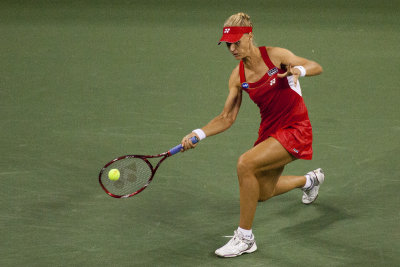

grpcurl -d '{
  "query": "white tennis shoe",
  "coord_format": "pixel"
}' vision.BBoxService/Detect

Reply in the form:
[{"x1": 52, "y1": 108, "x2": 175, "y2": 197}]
[
  {"x1": 302, "y1": 168, "x2": 325, "y2": 204},
  {"x1": 215, "y1": 230, "x2": 257, "y2": 257}
]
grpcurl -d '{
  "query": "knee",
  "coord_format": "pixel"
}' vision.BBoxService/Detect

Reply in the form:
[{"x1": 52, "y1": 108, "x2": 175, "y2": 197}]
[{"x1": 237, "y1": 153, "x2": 256, "y2": 178}]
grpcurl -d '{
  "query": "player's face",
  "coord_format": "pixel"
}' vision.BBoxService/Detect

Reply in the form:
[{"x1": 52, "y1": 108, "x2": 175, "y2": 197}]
[{"x1": 226, "y1": 34, "x2": 252, "y2": 59}]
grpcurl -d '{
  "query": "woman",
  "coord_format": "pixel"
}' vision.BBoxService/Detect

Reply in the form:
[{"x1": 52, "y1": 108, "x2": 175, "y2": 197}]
[{"x1": 181, "y1": 13, "x2": 324, "y2": 257}]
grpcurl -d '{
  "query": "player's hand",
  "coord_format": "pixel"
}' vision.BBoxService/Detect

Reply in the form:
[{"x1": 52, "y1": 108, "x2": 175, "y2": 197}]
[
  {"x1": 181, "y1": 132, "x2": 199, "y2": 152},
  {"x1": 277, "y1": 65, "x2": 301, "y2": 86}
]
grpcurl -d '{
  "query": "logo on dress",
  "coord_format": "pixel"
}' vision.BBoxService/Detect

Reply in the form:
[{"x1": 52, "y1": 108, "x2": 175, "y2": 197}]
[
  {"x1": 224, "y1": 28, "x2": 230, "y2": 33},
  {"x1": 268, "y1": 67, "x2": 278, "y2": 76},
  {"x1": 241, "y1": 82, "x2": 249, "y2": 89}
]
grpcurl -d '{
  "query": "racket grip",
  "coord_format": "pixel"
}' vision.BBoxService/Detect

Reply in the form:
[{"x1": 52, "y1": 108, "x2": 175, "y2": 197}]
[{"x1": 168, "y1": 136, "x2": 199, "y2": 156}]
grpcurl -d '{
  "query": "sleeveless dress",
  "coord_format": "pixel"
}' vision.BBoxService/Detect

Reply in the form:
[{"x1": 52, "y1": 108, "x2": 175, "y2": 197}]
[{"x1": 239, "y1": 46, "x2": 313, "y2": 160}]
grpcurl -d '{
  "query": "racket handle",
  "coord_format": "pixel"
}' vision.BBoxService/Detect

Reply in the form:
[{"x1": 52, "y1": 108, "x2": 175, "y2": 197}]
[{"x1": 168, "y1": 136, "x2": 199, "y2": 156}]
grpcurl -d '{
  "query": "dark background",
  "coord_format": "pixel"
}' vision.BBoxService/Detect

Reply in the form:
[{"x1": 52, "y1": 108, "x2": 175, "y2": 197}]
[{"x1": 1, "y1": 0, "x2": 399, "y2": 266}]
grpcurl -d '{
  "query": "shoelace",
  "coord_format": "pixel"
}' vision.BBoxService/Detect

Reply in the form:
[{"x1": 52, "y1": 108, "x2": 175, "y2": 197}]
[{"x1": 230, "y1": 231, "x2": 242, "y2": 245}]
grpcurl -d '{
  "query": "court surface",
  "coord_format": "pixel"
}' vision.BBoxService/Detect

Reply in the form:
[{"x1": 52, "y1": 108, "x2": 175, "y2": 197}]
[{"x1": 1, "y1": 0, "x2": 399, "y2": 266}]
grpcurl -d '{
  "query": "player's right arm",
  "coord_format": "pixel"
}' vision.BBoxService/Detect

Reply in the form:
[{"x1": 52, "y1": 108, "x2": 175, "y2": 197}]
[
  {"x1": 181, "y1": 67, "x2": 242, "y2": 150},
  {"x1": 202, "y1": 67, "x2": 243, "y2": 137}
]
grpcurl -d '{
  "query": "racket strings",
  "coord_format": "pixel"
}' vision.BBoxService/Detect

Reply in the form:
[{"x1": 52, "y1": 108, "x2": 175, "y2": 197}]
[{"x1": 100, "y1": 157, "x2": 152, "y2": 197}]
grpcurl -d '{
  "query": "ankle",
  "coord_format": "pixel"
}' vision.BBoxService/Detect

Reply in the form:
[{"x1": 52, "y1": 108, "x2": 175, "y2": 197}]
[
  {"x1": 302, "y1": 174, "x2": 312, "y2": 190},
  {"x1": 238, "y1": 227, "x2": 253, "y2": 240}
]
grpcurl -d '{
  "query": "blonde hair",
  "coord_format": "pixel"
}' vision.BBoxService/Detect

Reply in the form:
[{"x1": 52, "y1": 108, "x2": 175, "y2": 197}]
[
  {"x1": 223, "y1": 13, "x2": 255, "y2": 45},
  {"x1": 224, "y1": 12, "x2": 253, "y2": 27}
]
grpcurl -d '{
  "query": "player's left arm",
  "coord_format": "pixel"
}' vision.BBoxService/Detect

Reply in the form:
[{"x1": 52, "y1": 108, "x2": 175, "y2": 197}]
[{"x1": 272, "y1": 47, "x2": 323, "y2": 84}]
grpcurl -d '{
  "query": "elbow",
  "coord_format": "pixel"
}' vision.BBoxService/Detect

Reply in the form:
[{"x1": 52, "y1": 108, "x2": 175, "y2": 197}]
[
  {"x1": 315, "y1": 62, "x2": 323, "y2": 75},
  {"x1": 318, "y1": 65, "x2": 323, "y2": 74},
  {"x1": 308, "y1": 61, "x2": 323, "y2": 76}
]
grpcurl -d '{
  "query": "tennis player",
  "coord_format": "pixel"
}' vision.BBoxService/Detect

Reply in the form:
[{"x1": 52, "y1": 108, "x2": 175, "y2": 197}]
[{"x1": 181, "y1": 12, "x2": 324, "y2": 257}]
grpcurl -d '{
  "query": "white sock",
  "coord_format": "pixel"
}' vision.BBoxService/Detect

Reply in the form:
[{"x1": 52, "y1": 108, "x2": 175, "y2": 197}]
[
  {"x1": 237, "y1": 227, "x2": 253, "y2": 240},
  {"x1": 302, "y1": 174, "x2": 312, "y2": 189}
]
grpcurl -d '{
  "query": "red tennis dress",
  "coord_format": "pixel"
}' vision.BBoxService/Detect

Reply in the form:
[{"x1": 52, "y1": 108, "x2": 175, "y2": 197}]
[{"x1": 239, "y1": 47, "x2": 313, "y2": 160}]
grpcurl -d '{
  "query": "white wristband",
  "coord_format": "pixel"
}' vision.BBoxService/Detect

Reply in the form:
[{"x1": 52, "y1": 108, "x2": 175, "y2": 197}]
[
  {"x1": 293, "y1": 66, "x2": 306, "y2": 77},
  {"x1": 192, "y1": 129, "x2": 206, "y2": 140}
]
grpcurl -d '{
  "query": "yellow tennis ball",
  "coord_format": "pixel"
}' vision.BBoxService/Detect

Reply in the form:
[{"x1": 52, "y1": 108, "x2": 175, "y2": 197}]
[{"x1": 108, "y1": 169, "x2": 120, "y2": 181}]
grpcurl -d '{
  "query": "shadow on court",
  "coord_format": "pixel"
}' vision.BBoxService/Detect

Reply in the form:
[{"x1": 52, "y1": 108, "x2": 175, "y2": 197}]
[{"x1": 278, "y1": 202, "x2": 351, "y2": 234}]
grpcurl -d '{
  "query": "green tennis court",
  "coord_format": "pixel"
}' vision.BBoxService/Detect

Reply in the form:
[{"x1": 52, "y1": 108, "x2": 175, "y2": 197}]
[{"x1": 1, "y1": 0, "x2": 399, "y2": 266}]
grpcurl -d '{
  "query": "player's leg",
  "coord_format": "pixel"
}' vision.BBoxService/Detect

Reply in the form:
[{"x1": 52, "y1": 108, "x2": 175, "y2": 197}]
[
  {"x1": 257, "y1": 169, "x2": 307, "y2": 201},
  {"x1": 215, "y1": 137, "x2": 295, "y2": 258},
  {"x1": 256, "y1": 168, "x2": 305, "y2": 201},
  {"x1": 257, "y1": 167, "x2": 325, "y2": 202},
  {"x1": 237, "y1": 137, "x2": 295, "y2": 230},
  {"x1": 215, "y1": 137, "x2": 325, "y2": 257}
]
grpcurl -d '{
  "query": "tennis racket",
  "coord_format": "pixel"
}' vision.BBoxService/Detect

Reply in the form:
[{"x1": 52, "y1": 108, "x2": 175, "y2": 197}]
[{"x1": 99, "y1": 136, "x2": 198, "y2": 198}]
